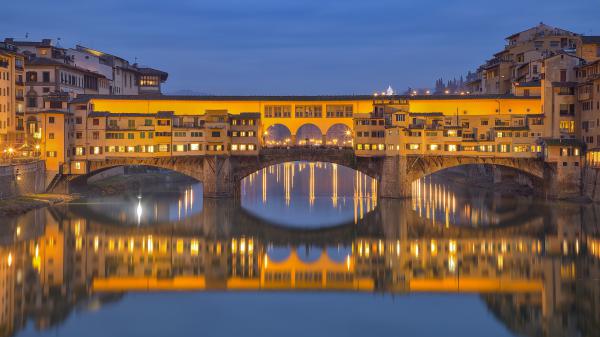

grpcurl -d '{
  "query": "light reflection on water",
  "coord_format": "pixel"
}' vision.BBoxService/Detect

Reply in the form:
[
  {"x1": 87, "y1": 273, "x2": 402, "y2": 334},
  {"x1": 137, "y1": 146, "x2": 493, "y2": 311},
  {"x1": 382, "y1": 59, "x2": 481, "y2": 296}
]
[
  {"x1": 0, "y1": 163, "x2": 597, "y2": 337},
  {"x1": 241, "y1": 161, "x2": 377, "y2": 227}
]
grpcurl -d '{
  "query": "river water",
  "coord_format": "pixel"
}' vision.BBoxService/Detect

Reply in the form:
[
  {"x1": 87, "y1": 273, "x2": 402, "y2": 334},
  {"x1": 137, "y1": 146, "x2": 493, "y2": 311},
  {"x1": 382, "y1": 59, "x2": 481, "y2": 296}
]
[{"x1": 0, "y1": 161, "x2": 598, "y2": 337}]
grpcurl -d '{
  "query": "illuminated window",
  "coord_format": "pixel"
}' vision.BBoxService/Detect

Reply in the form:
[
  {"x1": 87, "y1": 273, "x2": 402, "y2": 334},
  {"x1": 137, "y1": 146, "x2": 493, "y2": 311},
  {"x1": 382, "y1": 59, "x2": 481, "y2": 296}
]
[
  {"x1": 191, "y1": 240, "x2": 199, "y2": 256},
  {"x1": 513, "y1": 145, "x2": 530, "y2": 153},
  {"x1": 147, "y1": 145, "x2": 155, "y2": 153},
  {"x1": 447, "y1": 144, "x2": 457, "y2": 152},
  {"x1": 190, "y1": 143, "x2": 200, "y2": 151},
  {"x1": 407, "y1": 143, "x2": 420, "y2": 150},
  {"x1": 159, "y1": 144, "x2": 169, "y2": 152},
  {"x1": 75, "y1": 146, "x2": 85, "y2": 155},
  {"x1": 231, "y1": 144, "x2": 238, "y2": 151},
  {"x1": 248, "y1": 144, "x2": 255, "y2": 150},
  {"x1": 127, "y1": 146, "x2": 135, "y2": 152},
  {"x1": 75, "y1": 162, "x2": 81, "y2": 170},
  {"x1": 240, "y1": 144, "x2": 247, "y2": 151},
  {"x1": 428, "y1": 144, "x2": 439, "y2": 151},
  {"x1": 92, "y1": 146, "x2": 101, "y2": 154},
  {"x1": 377, "y1": 144, "x2": 385, "y2": 151}
]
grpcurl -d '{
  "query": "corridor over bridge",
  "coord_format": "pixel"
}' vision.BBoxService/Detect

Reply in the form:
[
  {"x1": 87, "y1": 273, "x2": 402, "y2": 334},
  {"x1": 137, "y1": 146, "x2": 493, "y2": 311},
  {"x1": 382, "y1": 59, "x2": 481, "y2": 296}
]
[{"x1": 40, "y1": 94, "x2": 583, "y2": 198}]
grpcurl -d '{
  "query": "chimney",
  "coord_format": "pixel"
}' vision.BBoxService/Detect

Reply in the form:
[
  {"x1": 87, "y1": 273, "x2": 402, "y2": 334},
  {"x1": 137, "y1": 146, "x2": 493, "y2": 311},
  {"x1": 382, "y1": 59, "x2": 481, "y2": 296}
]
[{"x1": 4, "y1": 38, "x2": 14, "y2": 43}]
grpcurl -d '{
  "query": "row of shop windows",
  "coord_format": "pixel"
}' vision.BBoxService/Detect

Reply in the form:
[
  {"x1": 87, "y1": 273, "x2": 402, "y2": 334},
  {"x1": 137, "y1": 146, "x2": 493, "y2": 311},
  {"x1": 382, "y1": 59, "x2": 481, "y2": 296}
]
[
  {"x1": 85, "y1": 130, "x2": 256, "y2": 140},
  {"x1": 355, "y1": 143, "x2": 544, "y2": 153},
  {"x1": 264, "y1": 105, "x2": 354, "y2": 118},
  {"x1": 72, "y1": 143, "x2": 257, "y2": 155},
  {"x1": 396, "y1": 144, "x2": 543, "y2": 153}
]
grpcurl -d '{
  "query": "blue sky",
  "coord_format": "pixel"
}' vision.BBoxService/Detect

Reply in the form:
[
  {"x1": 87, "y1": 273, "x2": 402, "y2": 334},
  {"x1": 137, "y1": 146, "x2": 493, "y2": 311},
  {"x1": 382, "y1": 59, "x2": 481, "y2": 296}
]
[{"x1": 3, "y1": 0, "x2": 600, "y2": 94}]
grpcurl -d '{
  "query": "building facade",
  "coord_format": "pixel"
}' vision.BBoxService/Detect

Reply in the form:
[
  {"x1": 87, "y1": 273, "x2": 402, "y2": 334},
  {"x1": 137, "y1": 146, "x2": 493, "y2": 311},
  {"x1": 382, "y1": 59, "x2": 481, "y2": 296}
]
[{"x1": 0, "y1": 42, "x2": 25, "y2": 151}]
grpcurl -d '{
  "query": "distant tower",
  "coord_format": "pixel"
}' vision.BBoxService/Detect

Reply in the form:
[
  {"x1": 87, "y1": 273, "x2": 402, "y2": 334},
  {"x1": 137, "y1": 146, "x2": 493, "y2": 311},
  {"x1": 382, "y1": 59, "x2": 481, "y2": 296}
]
[{"x1": 386, "y1": 85, "x2": 394, "y2": 96}]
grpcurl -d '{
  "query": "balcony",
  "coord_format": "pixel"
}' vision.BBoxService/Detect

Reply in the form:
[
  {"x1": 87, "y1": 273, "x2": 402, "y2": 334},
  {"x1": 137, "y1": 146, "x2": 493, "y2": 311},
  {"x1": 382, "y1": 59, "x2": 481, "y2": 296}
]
[
  {"x1": 15, "y1": 96, "x2": 24, "y2": 102},
  {"x1": 578, "y1": 92, "x2": 592, "y2": 101},
  {"x1": 15, "y1": 79, "x2": 24, "y2": 86}
]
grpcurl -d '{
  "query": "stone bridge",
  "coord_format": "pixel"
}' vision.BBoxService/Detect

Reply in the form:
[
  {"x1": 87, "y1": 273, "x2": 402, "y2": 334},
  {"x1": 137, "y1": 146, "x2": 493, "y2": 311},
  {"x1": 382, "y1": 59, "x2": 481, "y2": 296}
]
[{"x1": 72, "y1": 149, "x2": 563, "y2": 198}]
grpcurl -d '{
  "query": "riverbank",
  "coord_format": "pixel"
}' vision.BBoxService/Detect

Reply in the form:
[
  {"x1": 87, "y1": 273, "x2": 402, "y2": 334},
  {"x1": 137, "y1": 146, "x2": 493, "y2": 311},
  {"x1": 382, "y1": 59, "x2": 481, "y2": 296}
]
[{"x1": 0, "y1": 193, "x2": 76, "y2": 216}]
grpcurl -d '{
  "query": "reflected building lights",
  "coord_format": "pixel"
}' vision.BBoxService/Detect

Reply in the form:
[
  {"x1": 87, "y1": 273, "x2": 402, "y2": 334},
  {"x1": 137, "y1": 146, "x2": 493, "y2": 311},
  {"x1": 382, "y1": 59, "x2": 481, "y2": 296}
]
[{"x1": 244, "y1": 161, "x2": 377, "y2": 224}]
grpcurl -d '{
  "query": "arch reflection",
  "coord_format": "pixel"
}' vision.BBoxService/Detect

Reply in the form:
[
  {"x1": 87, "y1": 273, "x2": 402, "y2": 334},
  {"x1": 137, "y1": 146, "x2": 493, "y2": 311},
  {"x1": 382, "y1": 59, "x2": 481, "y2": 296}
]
[
  {"x1": 0, "y1": 197, "x2": 597, "y2": 337},
  {"x1": 241, "y1": 161, "x2": 378, "y2": 227}
]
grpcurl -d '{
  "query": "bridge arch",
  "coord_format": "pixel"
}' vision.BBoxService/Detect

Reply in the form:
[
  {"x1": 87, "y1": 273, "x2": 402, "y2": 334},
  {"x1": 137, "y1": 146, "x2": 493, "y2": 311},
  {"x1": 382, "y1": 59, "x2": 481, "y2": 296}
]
[
  {"x1": 325, "y1": 123, "x2": 353, "y2": 147},
  {"x1": 74, "y1": 157, "x2": 207, "y2": 187},
  {"x1": 402, "y1": 156, "x2": 547, "y2": 195},
  {"x1": 263, "y1": 124, "x2": 292, "y2": 147},
  {"x1": 405, "y1": 156, "x2": 545, "y2": 181},
  {"x1": 295, "y1": 123, "x2": 323, "y2": 146},
  {"x1": 233, "y1": 148, "x2": 383, "y2": 182}
]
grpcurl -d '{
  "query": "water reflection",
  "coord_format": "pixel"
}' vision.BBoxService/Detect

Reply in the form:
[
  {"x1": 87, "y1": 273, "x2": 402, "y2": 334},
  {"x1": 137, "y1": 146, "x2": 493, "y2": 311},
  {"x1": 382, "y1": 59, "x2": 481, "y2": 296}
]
[
  {"x1": 0, "y1": 164, "x2": 597, "y2": 337},
  {"x1": 68, "y1": 183, "x2": 202, "y2": 226},
  {"x1": 412, "y1": 176, "x2": 543, "y2": 227},
  {"x1": 241, "y1": 162, "x2": 377, "y2": 227}
]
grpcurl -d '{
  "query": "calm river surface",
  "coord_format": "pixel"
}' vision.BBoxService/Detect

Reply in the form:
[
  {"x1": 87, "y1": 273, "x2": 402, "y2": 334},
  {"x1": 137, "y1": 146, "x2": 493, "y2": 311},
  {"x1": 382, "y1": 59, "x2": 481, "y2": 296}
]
[{"x1": 0, "y1": 161, "x2": 598, "y2": 337}]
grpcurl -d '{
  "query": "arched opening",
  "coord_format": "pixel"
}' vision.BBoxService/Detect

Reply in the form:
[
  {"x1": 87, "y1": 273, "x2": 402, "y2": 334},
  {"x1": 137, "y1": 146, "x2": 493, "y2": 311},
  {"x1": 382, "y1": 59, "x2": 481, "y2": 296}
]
[
  {"x1": 295, "y1": 123, "x2": 323, "y2": 146},
  {"x1": 295, "y1": 246, "x2": 323, "y2": 263},
  {"x1": 263, "y1": 124, "x2": 292, "y2": 147},
  {"x1": 326, "y1": 245, "x2": 352, "y2": 262},
  {"x1": 266, "y1": 246, "x2": 292, "y2": 262},
  {"x1": 325, "y1": 124, "x2": 353, "y2": 148},
  {"x1": 411, "y1": 164, "x2": 544, "y2": 228}
]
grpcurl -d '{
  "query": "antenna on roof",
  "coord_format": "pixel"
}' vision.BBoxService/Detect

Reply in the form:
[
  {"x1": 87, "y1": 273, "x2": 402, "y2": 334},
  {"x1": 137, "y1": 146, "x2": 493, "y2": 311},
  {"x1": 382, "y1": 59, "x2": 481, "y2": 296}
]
[
  {"x1": 56, "y1": 37, "x2": 62, "y2": 48},
  {"x1": 25, "y1": 32, "x2": 29, "y2": 40}
]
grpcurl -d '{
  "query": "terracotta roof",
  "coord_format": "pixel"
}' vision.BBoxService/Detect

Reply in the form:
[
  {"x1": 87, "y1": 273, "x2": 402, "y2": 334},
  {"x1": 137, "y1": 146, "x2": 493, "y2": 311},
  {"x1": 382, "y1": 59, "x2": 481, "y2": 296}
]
[
  {"x1": 581, "y1": 36, "x2": 600, "y2": 44},
  {"x1": 26, "y1": 57, "x2": 107, "y2": 78},
  {"x1": 137, "y1": 67, "x2": 168, "y2": 81}
]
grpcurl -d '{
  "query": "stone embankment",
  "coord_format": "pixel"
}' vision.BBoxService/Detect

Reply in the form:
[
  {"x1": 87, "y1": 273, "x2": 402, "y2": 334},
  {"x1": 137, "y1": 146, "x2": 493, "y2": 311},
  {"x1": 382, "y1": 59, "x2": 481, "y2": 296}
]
[
  {"x1": 0, "y1": 160, "x2": 47, "y2": 199},
  {"x1": 583, "y1": 167, "x2": 600, "y2": 202}
]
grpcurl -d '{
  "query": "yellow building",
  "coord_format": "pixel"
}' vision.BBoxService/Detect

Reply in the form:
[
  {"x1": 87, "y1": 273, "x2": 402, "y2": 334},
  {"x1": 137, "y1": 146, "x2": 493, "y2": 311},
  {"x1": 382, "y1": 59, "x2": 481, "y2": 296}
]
[
  {"x1": 0, "y1": 41, "x2": 25, "y2": 152},
  {"x1": 377, "y1": 95, "x2": 543, "y2": 158},
  {"x1": 7, "y1": 92, "x2": 566, "y2": 179}
]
